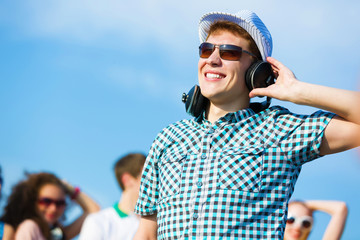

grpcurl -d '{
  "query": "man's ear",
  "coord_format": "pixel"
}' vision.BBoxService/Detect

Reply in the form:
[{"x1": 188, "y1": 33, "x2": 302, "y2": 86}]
[{"x1": 121, "y1": 173, "x2": 134, "y2": 189}]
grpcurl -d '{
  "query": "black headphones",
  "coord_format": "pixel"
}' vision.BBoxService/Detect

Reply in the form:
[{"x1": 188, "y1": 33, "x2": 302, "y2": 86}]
[{"x1": 182, "y1": 60, "x2": 275, "y2": 118}]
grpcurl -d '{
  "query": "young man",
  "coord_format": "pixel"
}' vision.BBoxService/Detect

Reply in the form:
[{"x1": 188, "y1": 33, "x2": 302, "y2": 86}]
[
  {"x1": 133, "y1": 10, "x2": 360, "y2": 239},
  {"x1": 79, "y1": 153, "x2": 145, "y2": 240}
]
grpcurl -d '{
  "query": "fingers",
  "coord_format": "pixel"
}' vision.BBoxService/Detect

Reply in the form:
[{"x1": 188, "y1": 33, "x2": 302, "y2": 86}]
[
  {"x1": 61, "y1": 179, "x2": 75, "y2": 193},
  {"x1": 249, "y1": 88, "x2": 270, "y2": 98},
  {"x1": 266, "y1": 57, "x2": 281, "y2": 78},
  {"x1": 266, "y1": 57, "x2": 282, "y2": 70},
  {"x1": 267, "y1": 56, "x2": 297, "y2": 79}
]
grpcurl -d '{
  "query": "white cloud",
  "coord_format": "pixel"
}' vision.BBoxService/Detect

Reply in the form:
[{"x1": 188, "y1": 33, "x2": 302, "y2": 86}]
[
  {"x1": 6, "y1": 0, "x2": 199, "y2": 46},
  {"x1": 2, "y1": 0, "x2": 359, "y2": 94},
  {"x1": 3, "y1": 0, "x2": 359, "y2": 49},
  {"x1": 106, "y1": 62, "x2": 193, "y2": 104}
]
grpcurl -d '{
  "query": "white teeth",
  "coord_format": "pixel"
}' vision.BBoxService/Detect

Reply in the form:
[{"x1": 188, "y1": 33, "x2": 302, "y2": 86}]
[{"x1": 206, "y1": 73, "x2": 222, "y2": 79}]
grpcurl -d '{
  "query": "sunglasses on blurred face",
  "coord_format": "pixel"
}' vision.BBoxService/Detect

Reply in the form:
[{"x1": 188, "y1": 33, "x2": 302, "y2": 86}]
[
  {"x1": 286, "y1": 215, "x2": 313, "y2": 229},
  {"x1": 38, "y1": 197, "x2": 66, "y2": 208},
  {"x1": 199, "y1": 42, "x2": 258, "y2": 61}
]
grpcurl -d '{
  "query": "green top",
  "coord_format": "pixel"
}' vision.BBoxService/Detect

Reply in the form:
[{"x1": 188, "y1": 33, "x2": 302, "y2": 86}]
[{"x1": 113, "y1": 203, "x2": 129, "y2": 218}]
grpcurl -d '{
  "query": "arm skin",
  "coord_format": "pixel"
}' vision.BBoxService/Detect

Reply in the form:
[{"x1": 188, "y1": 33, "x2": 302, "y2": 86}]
[
  {"x1": 305, "y1": 200, "x2": 348, "y2": 240},
  {"x1": 3, "y1": 223, "x2": 15, "y2": 240},
  {"x1": 61, "y1": 182, "x2": 101, "y2": 239},
  {"x1": 250, "y1": 57, "x2": 360, "y2": 155},
  {"x1": 132, "y1": 214, "x2": 157, "y2": 240}
]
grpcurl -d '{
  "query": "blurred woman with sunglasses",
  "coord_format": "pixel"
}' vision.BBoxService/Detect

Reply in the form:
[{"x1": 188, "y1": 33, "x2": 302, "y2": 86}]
[
  {"x1": 0, "y1": 172, "x2": 100, "y2": 240},
  {"x1": 284, "y1": 200, "x2": 348, "y2": 240}
]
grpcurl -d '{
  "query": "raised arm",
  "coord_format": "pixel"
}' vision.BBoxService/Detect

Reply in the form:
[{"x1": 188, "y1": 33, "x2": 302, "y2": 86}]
[
  {"x1": 61, "y1": 182, "x2": 100, "y2": 239},
  {"x1": 250, "y1": 57, "x2": 360, "y2": 155},
  {"x1": 305, "y1": 200, "x2": 348, "y2": 240},
  {"x1": 133, "y1": 214, "x2": 157, "y2": 240}
]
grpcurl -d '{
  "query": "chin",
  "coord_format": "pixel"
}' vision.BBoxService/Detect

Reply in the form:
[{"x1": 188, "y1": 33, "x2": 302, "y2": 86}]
[
  {"x1": 284, "y1": 233, "x2": 303, "y2": 240},
  {"x1": 45, "y1": 216, "x2": 59, "y2": 225}
]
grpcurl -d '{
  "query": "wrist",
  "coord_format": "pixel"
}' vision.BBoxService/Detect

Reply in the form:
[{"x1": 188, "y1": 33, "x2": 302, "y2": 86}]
[
  {"x1": 71, "y1": 187, "x2": 81, "y2": 200},
  {"x1": 287, "y1": 80, "x2": 307, "y2": 105}
]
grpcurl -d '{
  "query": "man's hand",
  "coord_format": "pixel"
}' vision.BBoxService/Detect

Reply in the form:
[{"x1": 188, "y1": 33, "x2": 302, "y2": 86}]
[{"x1": 249, "y1": 57, "x2": 300, "y2": 103}]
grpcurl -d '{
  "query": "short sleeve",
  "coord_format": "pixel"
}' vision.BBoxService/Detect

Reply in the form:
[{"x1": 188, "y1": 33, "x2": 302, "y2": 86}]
[
  {"x1": 15, "y1": 219, "x2": 46, "y2": 240},
  {"x1": 78, "y1": 213, "x2": 104, "y2": 240},
  {"x1": 134, "y1": 132, "x2": 164, "y2": 216},
  {"x1": 276, "y1": 110, "x2": 335, "y2": 166}
]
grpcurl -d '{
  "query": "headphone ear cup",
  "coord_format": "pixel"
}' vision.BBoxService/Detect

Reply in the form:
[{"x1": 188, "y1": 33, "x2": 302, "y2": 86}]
[
  {"x1": 245, "y1": 61, "x2": 275, "y2": 91},
  {"x1": 245, "y1": 61, "x2": 262, "y2": 92},
  {"x1": 182, "y1": 85, "x2": 208, "y2": 117}
]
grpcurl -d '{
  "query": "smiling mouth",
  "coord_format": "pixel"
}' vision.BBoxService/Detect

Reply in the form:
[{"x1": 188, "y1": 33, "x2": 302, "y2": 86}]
[
  {"x1": 205, "y1": 73, "x2": 225, "y2": 80},
  {"x1": 46, "y1": 214, "x2": 57, "y2": 221}
]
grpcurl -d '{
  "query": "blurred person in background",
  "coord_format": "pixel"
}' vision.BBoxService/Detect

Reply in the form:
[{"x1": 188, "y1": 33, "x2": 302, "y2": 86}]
[
  {"x1": 0, "y1": 166, "x2": 15, "y2": 240},
  {"x1": 0, "y1": 172, "x2": 100, "y2": 240},
  {"x1": 284, "y1": 200, "x2": 348, "y2": 240},
  {"x1": 79, "y1": 153, "x2": 146, "y2": 240}
]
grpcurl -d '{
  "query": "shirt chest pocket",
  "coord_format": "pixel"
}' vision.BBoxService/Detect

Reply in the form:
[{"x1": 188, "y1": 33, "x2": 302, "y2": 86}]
[
  {"x1": 218, "y1": 146, "x2": 264, "y2": 192},
  {"x1": 158, "y1": 152, "x2": 186, "y2": 198}
]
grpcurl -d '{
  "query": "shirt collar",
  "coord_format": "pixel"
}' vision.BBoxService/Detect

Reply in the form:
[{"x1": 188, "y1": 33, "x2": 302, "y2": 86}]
[
  {"x1": 196, "y1": 108, "x2": 255, "y2": 127},
  {"x1": 113, "y1": 203, "x2": 129, "y2": 218},
  {"x1": 233, "y1": 108, "x2": 256, "y2": 122}
]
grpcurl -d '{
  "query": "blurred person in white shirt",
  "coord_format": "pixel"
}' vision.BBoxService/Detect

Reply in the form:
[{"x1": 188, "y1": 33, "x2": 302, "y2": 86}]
[{"x1": 79, "y1": 153, "x2": 145, "y2": 240}]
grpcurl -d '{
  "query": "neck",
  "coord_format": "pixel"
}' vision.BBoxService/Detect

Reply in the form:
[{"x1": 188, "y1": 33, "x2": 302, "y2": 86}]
[
  {"x1": 117, "y1": 190, "x2": 137, "y2": 215},
  {"x1": 207, "y1": 101, "x2": 249, "y2": 123}
]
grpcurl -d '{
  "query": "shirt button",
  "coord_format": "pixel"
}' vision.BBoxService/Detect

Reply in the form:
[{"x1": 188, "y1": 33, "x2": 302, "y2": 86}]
[
  {"x1": 201, "y1": 154, "x2": 206, "y2": 159},
  {"x1": 193, "y1": 213, "x2": 199, "y2": 219},
  {"x1": 197, "y1": 181, "x2": 203, "y2": 187},
  {"x1": 208, "y1": 129, "x2": 214, "y2": 134}
]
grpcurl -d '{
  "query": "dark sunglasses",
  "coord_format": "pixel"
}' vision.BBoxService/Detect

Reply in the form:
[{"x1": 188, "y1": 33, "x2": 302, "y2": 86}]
[
  {"x1": 286, "y1": 215, "x2": 313, "y2": 229},
  {"x1": 199, "y1": 42, "x2": 258, "y2": 61},
  {"x1": 38, "y1": 197, "x2": 67, "y2": 208}
]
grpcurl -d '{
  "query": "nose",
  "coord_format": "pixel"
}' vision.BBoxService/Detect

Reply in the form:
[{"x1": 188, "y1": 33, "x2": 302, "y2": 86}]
[
  {"x1": 205, "y1": 47, "x2": 222, "y2": 66},
  {"x1": 292, "y1": 222, "x2": 303, "y2": 231},
  {"x1": 48, "y1": 202, "x2": 64, "y2": 211},
  {"x1": 45, "y1": 203, "x2": 57, "y2": 213}
]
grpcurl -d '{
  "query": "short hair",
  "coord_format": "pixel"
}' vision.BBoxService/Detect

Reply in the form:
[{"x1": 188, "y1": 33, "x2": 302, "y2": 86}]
[
  {"x1": 207, "y1": 20, "x2": 262, "y2": 60},
  {"x1": 114, "y1": 153, "x2": 146, "y2": 191}
]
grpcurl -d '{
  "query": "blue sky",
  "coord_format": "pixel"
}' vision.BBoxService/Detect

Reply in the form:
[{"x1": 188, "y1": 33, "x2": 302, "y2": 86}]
[{"x1": 1, "y1": 1, "x2": 360, "y2": 239}]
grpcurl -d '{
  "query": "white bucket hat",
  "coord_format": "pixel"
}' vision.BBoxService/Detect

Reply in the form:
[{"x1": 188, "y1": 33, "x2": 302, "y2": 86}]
[{"x1": 199, "y1": 10, "x2": 272, "y2": 61}]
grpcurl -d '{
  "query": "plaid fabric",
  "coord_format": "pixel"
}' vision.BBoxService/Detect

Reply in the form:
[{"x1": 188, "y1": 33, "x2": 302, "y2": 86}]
[{"x1": 135, "y1": 106, "x2": 334, "y2": 239}]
